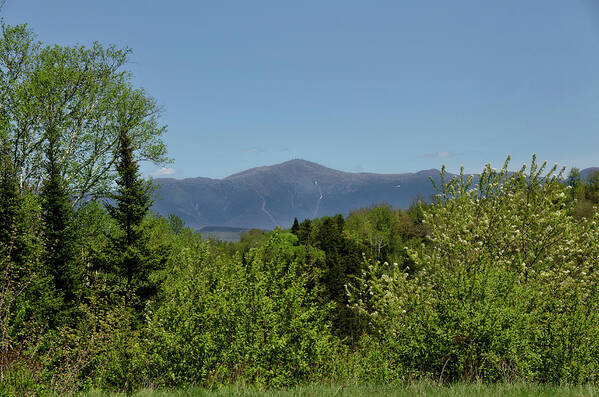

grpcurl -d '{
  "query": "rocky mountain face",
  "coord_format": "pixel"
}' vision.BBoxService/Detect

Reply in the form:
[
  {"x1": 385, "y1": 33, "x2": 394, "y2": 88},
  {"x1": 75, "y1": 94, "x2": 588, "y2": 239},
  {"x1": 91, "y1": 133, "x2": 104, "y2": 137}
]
[
  {"x1": 151, "y1": 160, "x2": 599, "y2": 230},
  {"x1": 151, "y1": 159, "x2": 442, "y2": 230}
]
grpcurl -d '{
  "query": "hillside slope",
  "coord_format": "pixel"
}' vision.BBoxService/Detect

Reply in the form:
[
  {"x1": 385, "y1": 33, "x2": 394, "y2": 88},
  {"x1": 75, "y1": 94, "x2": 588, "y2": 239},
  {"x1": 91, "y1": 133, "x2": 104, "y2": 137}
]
[
  {"x1": 152, "y1": 161, "x2": 598, "y2": 230},
  {"x1": 152, "y1": 159, "x2": 442, "y2": 230}
]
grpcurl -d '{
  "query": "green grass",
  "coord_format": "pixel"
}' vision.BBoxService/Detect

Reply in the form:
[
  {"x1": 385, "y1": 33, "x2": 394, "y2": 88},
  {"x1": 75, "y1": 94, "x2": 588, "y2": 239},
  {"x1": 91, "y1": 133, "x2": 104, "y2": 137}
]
[{"x1": 80, "y1": 383, "x2": 599, "y2": 397}]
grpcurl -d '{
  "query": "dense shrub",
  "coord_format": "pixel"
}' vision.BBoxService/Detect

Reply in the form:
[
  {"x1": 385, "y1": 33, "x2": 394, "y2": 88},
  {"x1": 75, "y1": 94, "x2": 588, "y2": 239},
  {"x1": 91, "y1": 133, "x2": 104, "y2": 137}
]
[
  {"x1": 348, "y1": 157, "x2": 599, "y2": 383},
  {"x1": 142, "y1": 230, "x2": 340, "y2": 387}
]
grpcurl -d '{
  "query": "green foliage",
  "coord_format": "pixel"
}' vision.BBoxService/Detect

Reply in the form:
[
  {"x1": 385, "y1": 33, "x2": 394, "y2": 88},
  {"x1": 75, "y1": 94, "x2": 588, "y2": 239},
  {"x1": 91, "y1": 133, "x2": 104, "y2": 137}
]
[
  {"x1": 290, "y1": 215, "x2": 367, "y2": 340},
  {"x1": 41, "y1": 127, "x2": 81, "y2": 320},
  {"x1": 0, "y1": 359, "x2": 46, "y2": 397},
  {"x1": 106, "y1": 128, "x2": 166, "y2": 317},
  {"x1": 0, "y1": 22, "x2": 168, "y2": 394},
  {"x1": 0, "y1": 196, "x2": 56, "y2": 396},
  {"x1": 348, "y1": 156, "x2": 599, "y2": 383},
  {"x1": 585, "y1": 170, "x2": 599, "y2": 204},
  {"x1": 566, "y1": 167, "x2": 583, "y2": 200},
  {"x1": 0, "y1": 22, "x2": 168, "y2": 204},
  {"x1": 143, "y1": 230, "x2": 339, "y2": 387},
  {"x1": 309, "y1": 215, "x2": 363, "y2": 339},
  {"x1": 2, "y1": 152, "x2": 599, "y2": 392},
  {"x1": 345, "y1": 204, "x2": 426, "y2": 269},
  {"x1": 0, "y1": 128, "x2": 18, "y2": 252},
  {"x1": 166, "y1": 214, "x2": 186, "y2": 235},
  {"x1": 291, "y1": 219, "x2": 312, "y2": 247},
  {"x1": 568, "y1": 169, "x2": 599, "y2": 218}
]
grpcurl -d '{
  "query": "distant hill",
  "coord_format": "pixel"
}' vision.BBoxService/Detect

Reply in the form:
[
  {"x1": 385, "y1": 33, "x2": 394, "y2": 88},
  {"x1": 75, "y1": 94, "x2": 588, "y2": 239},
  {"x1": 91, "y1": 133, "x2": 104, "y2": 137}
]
[
  {"x1": 152, "y1": 159, "x2": 443, "y2": 230},
  {"x1": 151, "y1": 161, "x2": 599, "y2": 231},
  {"x1": 582, "y1": 167, "x2": 599, "y2": 180}
]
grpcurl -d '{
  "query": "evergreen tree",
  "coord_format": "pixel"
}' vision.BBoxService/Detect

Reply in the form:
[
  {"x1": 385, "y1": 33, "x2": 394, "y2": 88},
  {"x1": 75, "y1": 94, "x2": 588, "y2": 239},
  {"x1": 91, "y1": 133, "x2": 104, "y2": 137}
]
[
  {"x1": 1, "y1": 115, "x2": 60, "y2": 335},
  {"x1": 296, "y1": 219, "x2": 312, "y2": 246},
  {"x1": 108, "y1": 129, "x2": 161, "y2": 315},
  {"x1": 41, "y1": 127, "x2": 79, "y2": 316},
  {"x1": 311, "y1": 215, "x2": 363, "y2": 339},
  {"x1": 0, "y1": 120, "x2": 19, "y2": 255},
  {"x1": 290, "y1": 218, "x2": 300, "y2": 241}
]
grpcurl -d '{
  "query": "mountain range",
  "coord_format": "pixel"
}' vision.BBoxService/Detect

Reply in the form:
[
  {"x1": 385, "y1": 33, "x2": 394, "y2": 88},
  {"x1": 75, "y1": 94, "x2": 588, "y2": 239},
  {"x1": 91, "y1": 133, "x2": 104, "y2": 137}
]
[
  {"x1": 151, "y1": 160, "x2": 598, "y2": 231},
  {"x1": 582, "y1": 167, "x2": 599, "y2": 180}
]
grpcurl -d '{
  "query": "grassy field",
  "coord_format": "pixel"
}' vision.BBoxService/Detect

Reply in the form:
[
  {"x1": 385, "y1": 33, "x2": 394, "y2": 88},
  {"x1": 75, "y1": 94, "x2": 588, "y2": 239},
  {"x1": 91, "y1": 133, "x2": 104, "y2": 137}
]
[{"x1": 81, "y1": 383, "x2": 599, "y2": 397}]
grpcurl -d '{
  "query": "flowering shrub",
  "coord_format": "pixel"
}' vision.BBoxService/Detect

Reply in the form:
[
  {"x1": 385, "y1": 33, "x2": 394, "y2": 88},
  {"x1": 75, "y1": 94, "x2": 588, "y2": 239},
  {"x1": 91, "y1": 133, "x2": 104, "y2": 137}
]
[{"x1": 348, "y1": 156, "x2": 599, "y2": 383}]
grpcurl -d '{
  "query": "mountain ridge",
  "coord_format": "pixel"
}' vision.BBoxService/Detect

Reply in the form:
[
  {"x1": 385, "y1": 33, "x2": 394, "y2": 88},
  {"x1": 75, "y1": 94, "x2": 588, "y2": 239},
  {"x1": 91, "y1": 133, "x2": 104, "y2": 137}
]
[{"x1": 151, "y1": 160, "x2": 598, "y2": 230}]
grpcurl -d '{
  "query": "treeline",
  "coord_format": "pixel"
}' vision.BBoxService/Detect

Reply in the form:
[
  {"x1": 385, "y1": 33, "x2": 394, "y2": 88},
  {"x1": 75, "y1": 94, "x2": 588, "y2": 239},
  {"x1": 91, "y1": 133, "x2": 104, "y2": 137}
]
[
  {"x1": 1, "y1": 22, "x2": 599, "y2": 394},
  {"x1": 567, "y1": 167, "x2": 599, "y2": 218},
  {"x1": 214, "y1": 202, "x2": 428, "y2": 345}
]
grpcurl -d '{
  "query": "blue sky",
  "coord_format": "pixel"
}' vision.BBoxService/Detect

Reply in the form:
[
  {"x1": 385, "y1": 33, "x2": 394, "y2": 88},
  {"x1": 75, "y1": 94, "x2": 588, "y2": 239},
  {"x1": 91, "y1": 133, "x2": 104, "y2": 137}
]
[{"x1": 2, "y1": 1, "x2": 599, "y2": 178}]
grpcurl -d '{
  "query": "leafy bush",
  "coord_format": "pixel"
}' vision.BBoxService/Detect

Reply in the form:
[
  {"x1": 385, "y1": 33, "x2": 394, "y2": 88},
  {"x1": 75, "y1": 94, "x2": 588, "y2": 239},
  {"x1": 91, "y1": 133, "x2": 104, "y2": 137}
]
[
  {"x1": 143, "y1": 230, "x2": 340, "y2": 387},
  {"x1": 348, "y1": 157, "x2": 599, "y2": 383}
]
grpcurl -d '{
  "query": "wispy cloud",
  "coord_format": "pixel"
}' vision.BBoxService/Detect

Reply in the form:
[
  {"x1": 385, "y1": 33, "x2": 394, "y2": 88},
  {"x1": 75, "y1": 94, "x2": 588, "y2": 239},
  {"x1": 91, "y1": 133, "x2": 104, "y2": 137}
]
[
  {"x1": 244, "y1": 148, "x2": 262, "y2": 154},
  {"x1": 149, "y1": 167, "x2": 179, "y2": 177},
  {"x1": 421, "y1": 150, "x2": 461, "y2": 159}
]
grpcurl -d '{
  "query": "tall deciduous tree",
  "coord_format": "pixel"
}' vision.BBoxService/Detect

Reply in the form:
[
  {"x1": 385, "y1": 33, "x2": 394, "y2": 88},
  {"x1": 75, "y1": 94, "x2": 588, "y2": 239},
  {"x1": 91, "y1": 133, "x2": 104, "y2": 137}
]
[
  {"x1": 566, "y1": 167, "x2": 583, "y2": 201},
  {"x1": 0, "y1": 24, "x2": 35, "y2": 240},
  {"x1": 0, "y1": 23, "x2": 168, "y2": 204}
]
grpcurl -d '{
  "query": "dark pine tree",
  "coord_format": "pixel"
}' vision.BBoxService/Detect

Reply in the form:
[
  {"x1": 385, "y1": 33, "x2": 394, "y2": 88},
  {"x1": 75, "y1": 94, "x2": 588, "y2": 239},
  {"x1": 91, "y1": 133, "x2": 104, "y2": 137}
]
[
  {"x1": 1, "y1": 120, "x2": 60, "y2": 330},
  {"x1": 312, "y1": 215, "x2": 363, "y2": 340},
  {"x1": 0, "y1": 125, "x2": 31, "y2": 279},
  {"x1": 0, "y1": 124, "x2": 19, "y2": 255},
  {"x1": 108, "y1": 129, "x2": 161, "y2": 316},
  {"x1": 41, "y1": 127, "x2": 79, "y2": 319},
  {"x1": 290, "y1": 218, "x2": 300, "y2": 242},
  {"x1": 296, "y1": 219, "x2": 313, "y2": 246}
]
